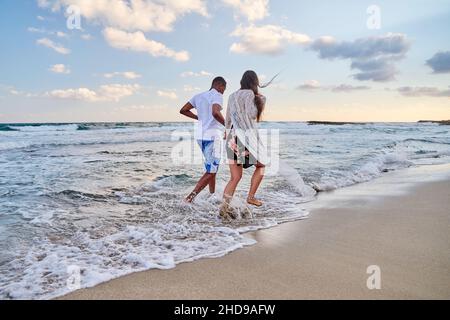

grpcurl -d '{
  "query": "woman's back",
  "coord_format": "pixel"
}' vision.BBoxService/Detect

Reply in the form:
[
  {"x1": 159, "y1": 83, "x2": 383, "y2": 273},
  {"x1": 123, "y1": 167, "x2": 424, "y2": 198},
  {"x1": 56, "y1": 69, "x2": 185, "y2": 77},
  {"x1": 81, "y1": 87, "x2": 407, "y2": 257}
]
[{"x1": 226, "y1": 89, "x2": 260, "y2": 130}]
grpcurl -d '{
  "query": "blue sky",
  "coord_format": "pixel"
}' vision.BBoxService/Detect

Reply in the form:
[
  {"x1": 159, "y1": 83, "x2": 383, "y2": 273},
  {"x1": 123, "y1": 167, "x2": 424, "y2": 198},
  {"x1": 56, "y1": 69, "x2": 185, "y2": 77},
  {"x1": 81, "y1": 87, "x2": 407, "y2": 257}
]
[{"x1": 0, "y1": 0, "x2": 449, "y2": 123}]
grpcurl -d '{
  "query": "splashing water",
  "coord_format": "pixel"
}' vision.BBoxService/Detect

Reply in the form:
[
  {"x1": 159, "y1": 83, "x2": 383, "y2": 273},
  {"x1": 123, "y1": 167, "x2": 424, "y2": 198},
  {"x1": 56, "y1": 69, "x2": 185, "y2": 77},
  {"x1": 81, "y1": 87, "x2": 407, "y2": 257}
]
[{"x1": 0, "y1": 121, "x2": 449, "y2": 299}]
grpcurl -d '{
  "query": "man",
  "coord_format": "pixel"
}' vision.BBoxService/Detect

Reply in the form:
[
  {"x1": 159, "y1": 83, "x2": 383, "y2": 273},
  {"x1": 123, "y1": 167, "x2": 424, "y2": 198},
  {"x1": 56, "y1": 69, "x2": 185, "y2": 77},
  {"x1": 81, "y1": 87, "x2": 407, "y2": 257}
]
[{"x1": 180, "y1": 77, "x2": 226, "y2": 203}]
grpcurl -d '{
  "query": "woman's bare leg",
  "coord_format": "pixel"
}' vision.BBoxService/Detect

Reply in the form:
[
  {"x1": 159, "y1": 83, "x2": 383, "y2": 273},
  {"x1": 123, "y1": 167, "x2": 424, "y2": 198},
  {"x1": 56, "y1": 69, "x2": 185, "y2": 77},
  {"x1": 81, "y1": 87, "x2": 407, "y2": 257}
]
[
  {"x1": 223, "y1": 162, "x2": 243, "y2": 200},
  {"x1": 220, "y1": 162, "x2": 243, "y2": 219},
  {"x1": 247, "y1": 162, "x2": 265, "y2": 206}
]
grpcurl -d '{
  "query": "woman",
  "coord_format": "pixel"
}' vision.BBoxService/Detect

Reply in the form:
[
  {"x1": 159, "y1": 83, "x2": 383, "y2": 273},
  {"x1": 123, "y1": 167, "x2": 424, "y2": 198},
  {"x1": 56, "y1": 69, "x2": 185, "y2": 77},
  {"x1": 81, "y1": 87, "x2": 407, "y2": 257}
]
[{"x1": 220, "y1": 70, "x2": 270, "y2": 219}]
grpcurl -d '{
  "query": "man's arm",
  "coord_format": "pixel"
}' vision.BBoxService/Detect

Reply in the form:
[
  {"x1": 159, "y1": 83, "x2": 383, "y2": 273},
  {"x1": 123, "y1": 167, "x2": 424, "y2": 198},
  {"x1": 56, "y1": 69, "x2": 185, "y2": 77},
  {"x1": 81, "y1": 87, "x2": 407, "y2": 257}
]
[
  {"x1": 212, "y1": 104, "x2": 225, "y2": 126},
  {"x1": 180, "y1": 102, "x2": 198, "y2": 120}
]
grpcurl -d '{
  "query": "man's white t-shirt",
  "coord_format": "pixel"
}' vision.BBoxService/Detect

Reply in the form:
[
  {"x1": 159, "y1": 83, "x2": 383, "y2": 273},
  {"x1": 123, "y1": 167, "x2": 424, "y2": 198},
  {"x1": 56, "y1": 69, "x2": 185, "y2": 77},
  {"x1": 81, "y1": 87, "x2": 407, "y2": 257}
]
[{"x1": 189, "y1": 89, "x2": 223, "y2": 141}]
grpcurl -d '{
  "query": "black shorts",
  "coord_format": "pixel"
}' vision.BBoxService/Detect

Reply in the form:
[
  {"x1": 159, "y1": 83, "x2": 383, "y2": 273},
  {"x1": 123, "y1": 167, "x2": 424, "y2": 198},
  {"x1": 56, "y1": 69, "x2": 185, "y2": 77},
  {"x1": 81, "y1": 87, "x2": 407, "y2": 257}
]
[{"x1": 226, "y1": 135, "x2": 256, "y2": 169}]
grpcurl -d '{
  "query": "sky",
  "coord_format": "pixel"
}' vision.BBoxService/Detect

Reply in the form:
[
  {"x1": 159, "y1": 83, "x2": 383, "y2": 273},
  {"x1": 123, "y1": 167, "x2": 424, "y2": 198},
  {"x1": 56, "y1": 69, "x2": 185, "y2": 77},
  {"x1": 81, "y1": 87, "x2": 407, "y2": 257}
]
[{"x1": 0, "y1": 0, "x2": 449, "y2": 123}]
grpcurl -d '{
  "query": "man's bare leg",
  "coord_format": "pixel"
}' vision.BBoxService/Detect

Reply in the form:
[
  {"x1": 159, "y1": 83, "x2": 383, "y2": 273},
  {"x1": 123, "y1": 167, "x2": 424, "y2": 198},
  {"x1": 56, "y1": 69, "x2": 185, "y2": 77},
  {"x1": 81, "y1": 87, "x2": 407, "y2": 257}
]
[
  {"x1": 185, "y1": 173, "x2": 215, "y2": 203},
  {"x1": 208, "y1": 173, "x2": 216, "y2": 194}
]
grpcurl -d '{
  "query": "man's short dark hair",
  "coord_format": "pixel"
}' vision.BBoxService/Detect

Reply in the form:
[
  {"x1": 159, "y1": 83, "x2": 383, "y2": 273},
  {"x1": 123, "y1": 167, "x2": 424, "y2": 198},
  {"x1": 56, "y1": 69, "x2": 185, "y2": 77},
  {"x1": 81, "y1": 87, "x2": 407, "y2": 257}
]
[{"x1": 211, "y1": 77, "x2": 227, "y2": 88}]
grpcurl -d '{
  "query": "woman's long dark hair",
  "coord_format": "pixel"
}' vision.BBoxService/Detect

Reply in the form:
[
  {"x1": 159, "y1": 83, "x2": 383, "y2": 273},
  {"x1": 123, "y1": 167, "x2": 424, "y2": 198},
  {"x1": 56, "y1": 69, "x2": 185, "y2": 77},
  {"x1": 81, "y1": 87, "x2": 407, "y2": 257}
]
[{"x1": 240, "y1": 70, "x2": 278, "y2": 122}]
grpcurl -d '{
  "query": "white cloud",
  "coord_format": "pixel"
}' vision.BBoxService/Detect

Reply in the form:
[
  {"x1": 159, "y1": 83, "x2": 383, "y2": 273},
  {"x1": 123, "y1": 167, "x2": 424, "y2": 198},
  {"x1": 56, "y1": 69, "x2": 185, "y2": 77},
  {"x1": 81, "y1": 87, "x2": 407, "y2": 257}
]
[
  {"x1": 115, "y1": 104, "x2": 166, "y2": 112},
  {"x1": 10, "y1": 89, "x2": 23, "y2": 96},
  {"x1": 104, "y1": 71, "x2": 142, "y2": 79},
  {"x1": 37, "y1": 0, "x2": 51, "y2": 8},
  {"x1": 99, "y1": 84, "x2": 140, "y2": 101},
  {"x1": 103, "y1": 27, "x2": 189, "y2": 61},
  {"x1": 180, "y1": 70, "x2": 212, "y2": 77},
  {"x1": 397, "y1": 86, "x2": 450, "y2": 98},
  {"x1": 49, "y1": 64, "x2": 71, "y2": 74},
  {"x1": 40, "y1": 1, "x2": 204, "y2": 61},
  {"x1": 37, "y1": 0, "x2": 60, "y2": 12},
  {"x1": 47, "y1": 88, "x2": 98, "y2": 101},
  {"x1": 183, "y1": 85, "x2": 201, "y2": 92},
  {"x1": 37, "y1": 15, "x2": 46, "y2": 21},
  {"x1": 222, "y1": 0, "x2": 269, "y2": 22},
  {"x1": 230, "y1": 24, "x2": 311, "y2": 55},
  {"x1": 56, "y1": 31, "x2": 68, "y2": 38},
  {"x1": 28, "y1": 27, "x2": 68, "y2": 38},
  {"x1": 331, "y1": 84, "x2": 370, "y2": 92},
  {"x1": 157, "y1": 90, "x2": 178, "y2": 100},
  {"x1": 297, "y1": 81, "x2": 370, "y2": 92},
  {"x1": 297, "y1": 80, "x2": 321, "y2": 90},
  {"x1": 81, "y1": 34, "x2": 93, "y2": 41},
  {"x1": 0, "y1": 85, "x2": 25, "y2": 96},
  {"x1": 45, "y1": 0, "x2": 208, "y2": 32},
  {"x1": 46, "y1": 84, "x2": 140, "y2": 102},
  {"x1": 28, "y1": 27, "x2": 46, "y2": 33},
  {"x1": 36, "y1": 38, "x2": 70, "y2": 54}
]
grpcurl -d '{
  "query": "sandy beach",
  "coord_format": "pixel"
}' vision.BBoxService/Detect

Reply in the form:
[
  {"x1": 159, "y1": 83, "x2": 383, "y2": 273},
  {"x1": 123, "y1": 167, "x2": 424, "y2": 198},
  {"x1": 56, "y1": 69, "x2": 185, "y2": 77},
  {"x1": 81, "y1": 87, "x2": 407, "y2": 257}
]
[{"x1": 60, "y1": 164, "x2": 450, "y2": 300}]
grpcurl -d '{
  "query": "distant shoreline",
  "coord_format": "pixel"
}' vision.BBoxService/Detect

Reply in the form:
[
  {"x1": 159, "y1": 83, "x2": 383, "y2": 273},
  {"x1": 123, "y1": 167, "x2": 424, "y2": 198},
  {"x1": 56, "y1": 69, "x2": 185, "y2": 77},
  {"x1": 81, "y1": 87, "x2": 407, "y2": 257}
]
[
  {"x1": 307, "y1": 121, "x2": 371, "y2": 126},
  {"x1": 1, "y1": 120, "x2": 449, "y2": 126},
  {"x1": 308, "y1": 120, "x2": 450, "y2": 126},
  {"x1": 417, "y1": 120, "x2": 450, "y2": 125}
]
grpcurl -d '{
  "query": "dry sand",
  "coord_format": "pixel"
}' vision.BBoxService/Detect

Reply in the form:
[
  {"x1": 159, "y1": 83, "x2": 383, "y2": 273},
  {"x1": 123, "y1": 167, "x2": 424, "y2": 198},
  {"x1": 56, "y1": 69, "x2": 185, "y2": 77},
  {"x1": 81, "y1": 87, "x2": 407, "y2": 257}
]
[{"x1": 61, "y1": 165, "x2": 450, "y2": 300}]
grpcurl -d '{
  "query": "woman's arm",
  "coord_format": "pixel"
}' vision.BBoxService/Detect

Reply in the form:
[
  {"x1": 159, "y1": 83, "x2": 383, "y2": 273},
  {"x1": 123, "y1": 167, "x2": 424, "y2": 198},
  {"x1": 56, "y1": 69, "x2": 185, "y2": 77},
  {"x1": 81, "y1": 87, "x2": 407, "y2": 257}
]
[
  {"x1": 225, "y1": 100, "x2": 232, "y2": 129},
  {"x1": 257, "y1": 94, "x2": 266, "y2": 105}
]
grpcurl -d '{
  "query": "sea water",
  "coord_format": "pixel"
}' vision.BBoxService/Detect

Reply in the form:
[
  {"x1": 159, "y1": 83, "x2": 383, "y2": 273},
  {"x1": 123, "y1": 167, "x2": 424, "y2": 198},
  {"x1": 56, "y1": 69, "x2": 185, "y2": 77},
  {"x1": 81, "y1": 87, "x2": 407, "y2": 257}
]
[{"x1": 0, "y1": 121, "x2": 449, "y2": 299}]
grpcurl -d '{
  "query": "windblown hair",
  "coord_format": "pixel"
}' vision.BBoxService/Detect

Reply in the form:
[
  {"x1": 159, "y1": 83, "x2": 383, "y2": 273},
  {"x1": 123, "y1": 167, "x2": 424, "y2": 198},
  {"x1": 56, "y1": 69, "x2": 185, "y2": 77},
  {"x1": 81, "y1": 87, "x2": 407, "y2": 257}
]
[{"x1": 240, "y1": 70, "x2": 277, "y2": 122}]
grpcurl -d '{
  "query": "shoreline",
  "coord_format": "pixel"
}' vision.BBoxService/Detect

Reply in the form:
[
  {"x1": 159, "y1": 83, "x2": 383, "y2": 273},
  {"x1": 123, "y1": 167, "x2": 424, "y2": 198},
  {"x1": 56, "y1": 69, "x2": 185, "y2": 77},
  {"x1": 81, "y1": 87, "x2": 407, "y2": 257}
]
[
  {"x1": 60, "y1": 163, "x2": 450, "y2": 299},
  {"x1": 2, "y1": 120, "x2": 448, "y2": 126}
]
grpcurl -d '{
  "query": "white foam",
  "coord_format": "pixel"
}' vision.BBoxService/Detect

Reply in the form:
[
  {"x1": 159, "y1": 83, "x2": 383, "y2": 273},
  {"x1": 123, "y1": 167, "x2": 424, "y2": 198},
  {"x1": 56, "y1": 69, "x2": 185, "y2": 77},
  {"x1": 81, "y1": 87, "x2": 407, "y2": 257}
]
[
  {"x1": 1, "y1": 122, "x2": 450, "y2": 300},
  {"x1": 9, "y1": 124, "x2": 80, "y2": 132},
  {"x1": 313, "y1": 152, "x2": 412, "y2": 191},
  {"x1": 0, "y1": 221, "x2": 264, "y2": 299},
  {"x1": 0, "y1": 179, "x2": 311, "y2": 300},
  {"x1": 278, "y1": 160, "x2": 317, "y2": 197}
]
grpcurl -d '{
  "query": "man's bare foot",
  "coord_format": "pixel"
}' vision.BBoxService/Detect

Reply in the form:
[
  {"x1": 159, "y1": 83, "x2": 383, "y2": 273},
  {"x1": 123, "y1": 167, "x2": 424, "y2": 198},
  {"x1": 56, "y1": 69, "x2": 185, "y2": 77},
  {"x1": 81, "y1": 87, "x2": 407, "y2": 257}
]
[
  {"x1": 185, "y1": 191, "x2": 198, "y2": 203},
  {"x1": 247, "y1": 196, "x2": 263, "y2": 207}
]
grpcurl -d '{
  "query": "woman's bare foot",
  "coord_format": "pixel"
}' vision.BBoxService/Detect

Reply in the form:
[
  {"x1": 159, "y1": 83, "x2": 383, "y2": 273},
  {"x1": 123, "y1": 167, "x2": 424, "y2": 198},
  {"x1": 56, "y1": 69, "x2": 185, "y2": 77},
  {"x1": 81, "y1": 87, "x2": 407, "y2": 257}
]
[
  {"x1": 241, "y1": 206, "x2": 253, "y2": 219},
  {"x1": 247, "y1": 196, "x2": 263, "y2": 207},
  {"x1": 219, "y1": 202, "x2": 238, "y2": 220}
]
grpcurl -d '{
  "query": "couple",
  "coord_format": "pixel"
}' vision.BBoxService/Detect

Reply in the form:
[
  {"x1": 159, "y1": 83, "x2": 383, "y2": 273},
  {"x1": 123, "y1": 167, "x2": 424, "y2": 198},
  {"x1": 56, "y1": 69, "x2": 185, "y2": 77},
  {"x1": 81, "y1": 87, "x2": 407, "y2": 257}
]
[{"x1": 180, "y1": 70, "x2": 269, "y2": 219}]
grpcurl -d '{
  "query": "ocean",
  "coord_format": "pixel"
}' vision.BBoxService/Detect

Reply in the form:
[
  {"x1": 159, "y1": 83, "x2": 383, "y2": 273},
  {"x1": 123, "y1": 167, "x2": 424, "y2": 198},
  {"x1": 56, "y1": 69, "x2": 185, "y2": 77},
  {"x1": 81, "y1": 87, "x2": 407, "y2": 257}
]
[{"x1": 0, "y1": 121, "x2": 449, "y2": 299}]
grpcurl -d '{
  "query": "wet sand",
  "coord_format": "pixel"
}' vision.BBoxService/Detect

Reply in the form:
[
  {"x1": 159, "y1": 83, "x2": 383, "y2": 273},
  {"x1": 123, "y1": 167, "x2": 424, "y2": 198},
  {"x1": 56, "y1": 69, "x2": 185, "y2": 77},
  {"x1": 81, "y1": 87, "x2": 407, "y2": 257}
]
[{"x1": 61, "y1": 165, "x2": 450, "y2": 300}]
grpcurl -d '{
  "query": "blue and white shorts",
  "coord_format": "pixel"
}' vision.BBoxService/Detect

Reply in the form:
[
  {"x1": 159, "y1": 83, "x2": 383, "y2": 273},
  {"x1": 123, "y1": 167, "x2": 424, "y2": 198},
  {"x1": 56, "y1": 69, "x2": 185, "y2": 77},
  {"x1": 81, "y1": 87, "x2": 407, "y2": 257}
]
[{"x1": 198, "y1": 140, "x2": 220, "y2": 174}]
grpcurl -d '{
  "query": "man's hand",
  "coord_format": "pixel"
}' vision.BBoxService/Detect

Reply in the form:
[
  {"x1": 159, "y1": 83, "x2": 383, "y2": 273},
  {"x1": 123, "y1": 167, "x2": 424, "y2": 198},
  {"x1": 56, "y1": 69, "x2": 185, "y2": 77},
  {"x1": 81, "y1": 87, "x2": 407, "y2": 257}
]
[
  {"x1": 212, "y1": 104, "x2": 225, "y2": 126},
  {"x1": 180, "y1": 102, "x2": 198, "y2": 120}
]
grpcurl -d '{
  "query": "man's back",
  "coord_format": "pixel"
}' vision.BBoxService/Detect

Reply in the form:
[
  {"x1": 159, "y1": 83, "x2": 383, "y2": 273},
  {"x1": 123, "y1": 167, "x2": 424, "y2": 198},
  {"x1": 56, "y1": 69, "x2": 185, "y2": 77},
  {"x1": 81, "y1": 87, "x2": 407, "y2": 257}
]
[{"x1": 189, "y1": 89, "x2": 223, "y2": 140}]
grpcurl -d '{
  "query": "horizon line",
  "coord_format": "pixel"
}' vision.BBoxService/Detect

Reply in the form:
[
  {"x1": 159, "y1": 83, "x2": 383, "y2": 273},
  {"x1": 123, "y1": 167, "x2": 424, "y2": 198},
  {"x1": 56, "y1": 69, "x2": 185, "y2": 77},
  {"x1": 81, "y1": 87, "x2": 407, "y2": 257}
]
[{"x1": 1, "y1": 120, "x2": 448, "y2": 125}]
